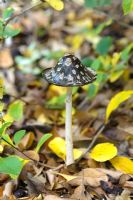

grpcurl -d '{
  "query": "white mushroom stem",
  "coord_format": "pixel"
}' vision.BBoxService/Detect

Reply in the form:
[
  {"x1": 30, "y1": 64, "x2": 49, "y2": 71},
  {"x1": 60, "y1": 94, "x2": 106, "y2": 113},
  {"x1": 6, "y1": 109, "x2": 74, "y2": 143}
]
[{"x1": 65, "y1": 87, "x2": 74, "y2": 166}]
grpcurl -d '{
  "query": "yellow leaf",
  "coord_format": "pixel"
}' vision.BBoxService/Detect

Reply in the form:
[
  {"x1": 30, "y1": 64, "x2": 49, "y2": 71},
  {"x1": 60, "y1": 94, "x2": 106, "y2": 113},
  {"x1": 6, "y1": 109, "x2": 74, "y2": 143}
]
[
  {"x1": 109, "y1": 70, "x2": 124, "y2": 83},
  {"x1": 99, "y1": 55, "x2": 111, "y2": 67},
  {"x1": 3, "y1": 114, "x2": 14, "y2": 123},
  {"x1": 105, "y1": 90, "x2": 133, "y2": 123},
  {"x1": 48, "y1": 137, "x2": 82, "y2": 160},
  {"x1": 65, "y1": 35, "x2": 84, "y2": 50},
  {"x1": 110, "y1": 156, "x2": 133, "y2": 174},
  {"x1": 45, "y1": 0, "x2": 64, "y2": 11},
  {"x1": 0, "y1": 145, "x2": 3, "y2": 153},
  {"x1": 111, "y1": 52, "x2": 120, "y2": 66},
  {"x1": 49, "y1": 85, "x2": 66, "y2": 96},
  {"x1": 90, "y1": 143, "x2": 117, "y2": 162}
]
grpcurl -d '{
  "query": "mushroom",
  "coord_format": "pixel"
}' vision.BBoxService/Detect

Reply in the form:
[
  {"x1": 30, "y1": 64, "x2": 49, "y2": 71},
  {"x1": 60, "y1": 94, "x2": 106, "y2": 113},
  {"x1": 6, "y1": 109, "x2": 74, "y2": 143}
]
[{"x1": 42, "y1": 54, "x2": 97, "y2": 166}]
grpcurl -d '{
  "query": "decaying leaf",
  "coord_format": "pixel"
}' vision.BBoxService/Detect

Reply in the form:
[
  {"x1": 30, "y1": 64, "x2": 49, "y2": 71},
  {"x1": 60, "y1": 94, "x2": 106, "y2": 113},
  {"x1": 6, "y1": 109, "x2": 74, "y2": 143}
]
[
  {"x1": 90, "y1": 143, "x2": 117, "y2": 162},
  {"x1": 52, "y1": 168, "x2": 108, "y2": 187},
  {"x1": 115, "y1": 189, "x2": 131, "y2": 200},
  {"x1": 44, "y1": 195, "x2": 69, "y2": 200},
  {"x1": 0, "y1": 48, "x2": 13, "y2": 68},
  {"x1": 18, "y1": 132, "x2": 35, "y2": 150}
]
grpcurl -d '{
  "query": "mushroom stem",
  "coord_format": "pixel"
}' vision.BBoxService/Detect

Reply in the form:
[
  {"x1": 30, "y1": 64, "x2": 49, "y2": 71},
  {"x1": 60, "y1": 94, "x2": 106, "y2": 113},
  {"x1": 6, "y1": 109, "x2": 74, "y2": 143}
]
[{"x1": 65, "y1": 87, "x2": 74, "y2": 166}]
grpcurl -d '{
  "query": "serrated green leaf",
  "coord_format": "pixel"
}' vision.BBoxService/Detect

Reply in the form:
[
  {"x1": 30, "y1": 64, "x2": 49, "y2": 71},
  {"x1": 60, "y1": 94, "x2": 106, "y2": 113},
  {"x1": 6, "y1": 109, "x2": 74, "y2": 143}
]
[
  {"x1": 7, "y1": 100, "x2": 24, "y2": 121},
  {"x1": 96, "y1": 37, "x2": 113, "y2": 55},
  {"x1": 122, "y1": 0, "x2": 133, "y2": 15},
  {"x1": 2, "y1": 7, "x2": 14, "y2": 20},
  {"x1": 13, "y1": 130, "x2": 26, "y2": 145},
  {"x1": 0, "y1": 156, "x2": 28, "y2": 179},
  {"x1": 35, "y1": 133, "x2": 52, "y2": 153}
]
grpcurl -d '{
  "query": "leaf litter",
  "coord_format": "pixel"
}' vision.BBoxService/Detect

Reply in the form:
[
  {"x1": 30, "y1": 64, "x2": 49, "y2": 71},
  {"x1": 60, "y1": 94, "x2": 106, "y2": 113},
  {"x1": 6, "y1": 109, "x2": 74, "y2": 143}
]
[{"x1": 0, "y1": 0, "x2": 133, "y2": 199}]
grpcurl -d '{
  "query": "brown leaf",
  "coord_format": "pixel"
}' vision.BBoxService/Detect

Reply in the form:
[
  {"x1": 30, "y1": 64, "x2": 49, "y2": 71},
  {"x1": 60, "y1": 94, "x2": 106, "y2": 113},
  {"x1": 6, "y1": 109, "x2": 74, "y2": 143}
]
[
  {"x1": 18, "y1": 132, "x2": 35, "y2": 150},
  {"x1": 0, "y1": 48, "x2": 13, "y2": 68},
  {"x1": 26, "y1": 174, "x2": 46, "y2": 196},
  {"x1": 124, "y1": 181, "x2": 133, "y2": 189},
  {"x1": 115, "y1": 189, "x2": 131, "y2": 200},
  {"x1": 68, "y1": 168, "x2": 108, "y2": 187},
  {"x1": 71, "y1": 185, "x2": 91, "y2": 200},
  {"x1": 44, "y1": 195, "x2": 70, "y2": 200}
]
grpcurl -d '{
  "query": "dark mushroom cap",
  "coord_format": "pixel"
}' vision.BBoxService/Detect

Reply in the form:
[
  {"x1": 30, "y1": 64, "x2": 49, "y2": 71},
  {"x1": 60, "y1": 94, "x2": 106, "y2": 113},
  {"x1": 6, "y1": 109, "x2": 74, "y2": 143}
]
[{"x1": 42, "y1": 54, "x2": 97, "y2": 87}]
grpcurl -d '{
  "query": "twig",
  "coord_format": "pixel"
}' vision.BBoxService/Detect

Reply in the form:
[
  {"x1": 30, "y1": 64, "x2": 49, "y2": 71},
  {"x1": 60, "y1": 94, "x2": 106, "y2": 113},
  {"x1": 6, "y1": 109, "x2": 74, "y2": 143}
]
[
  {"x1": 1, "y1": 137, "x2": 55, "y2": 169},
  {"x1": 75, "y1": 123, "x2": 105, "y2": 163}
]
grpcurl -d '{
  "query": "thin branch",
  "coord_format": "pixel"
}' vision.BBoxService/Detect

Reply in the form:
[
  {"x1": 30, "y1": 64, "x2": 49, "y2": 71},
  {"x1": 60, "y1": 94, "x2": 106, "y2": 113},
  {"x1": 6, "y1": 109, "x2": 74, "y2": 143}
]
[
  {"x1": 1, "y1": 136, "x2": 55, "y2": 169},
  {"x1": 75, "y1": 123, "x2": 105, "y2": 163}
]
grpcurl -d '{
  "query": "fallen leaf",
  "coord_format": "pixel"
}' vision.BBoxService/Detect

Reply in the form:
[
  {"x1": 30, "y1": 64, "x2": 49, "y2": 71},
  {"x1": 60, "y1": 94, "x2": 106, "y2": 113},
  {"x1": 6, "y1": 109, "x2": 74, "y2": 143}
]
[
  {"x1": 0, "y1": 48, "x2": 13, "y2": 68},
  {"x1": 54, "y1": 168, "x2": 108, "y2": 187},
  {"x1": 106, "y1": 90, "x2": 133, "y2": 123},
  {"x1": 44, "y1": 195, "x2": 69, "y2": 200},
  {"x1": 110, "y1": 156, "x2": 133, "y2": 174},
  {"x1": 45, "y1": 0, "x2": 64, "y2": 11},
  {"x1": 115, "y1": 189, "x2": 131, "y2": 200},
  {"x1": 48, "y1": 137, "x2": 82, "y2": 160},
  {"x1": 18, "y1": 132, "x2": 35, "y2": 150},
  {"x1": 90, "y1": 143, "x2": 117, "y2": 162}
]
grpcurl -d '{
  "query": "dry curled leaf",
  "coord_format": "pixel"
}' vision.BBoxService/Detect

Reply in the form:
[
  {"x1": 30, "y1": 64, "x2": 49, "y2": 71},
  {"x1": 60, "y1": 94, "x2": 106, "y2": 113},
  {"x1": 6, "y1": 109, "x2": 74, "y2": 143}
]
[{"x1": 53, "y1": 168, "x2": 108, "y2": 187}]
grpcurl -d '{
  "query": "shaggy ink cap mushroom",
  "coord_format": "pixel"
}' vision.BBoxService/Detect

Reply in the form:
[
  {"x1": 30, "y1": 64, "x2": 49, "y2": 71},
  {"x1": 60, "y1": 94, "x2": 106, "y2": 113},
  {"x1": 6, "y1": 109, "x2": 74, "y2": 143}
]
[{"x1": 42, "y1": 54, "x2": 97, "y2": 86}]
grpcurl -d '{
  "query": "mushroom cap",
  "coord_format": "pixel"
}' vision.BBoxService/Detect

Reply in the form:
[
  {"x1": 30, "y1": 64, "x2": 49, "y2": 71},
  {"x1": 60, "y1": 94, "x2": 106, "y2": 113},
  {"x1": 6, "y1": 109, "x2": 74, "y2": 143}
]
[{"x1": 42, "y1": 54, "x2": 97, "y2": 87}]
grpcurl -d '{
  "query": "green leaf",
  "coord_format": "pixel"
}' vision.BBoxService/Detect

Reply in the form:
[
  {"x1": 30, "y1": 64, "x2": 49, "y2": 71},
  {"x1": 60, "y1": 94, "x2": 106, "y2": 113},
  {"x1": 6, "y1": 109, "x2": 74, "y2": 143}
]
[
  {"x1": 13, "y1": 130, "x2": 26, "y2": 145},
  {"x1": 0, "y1": 156, "x2": 28, "y2": 179},
  {"x1": 96, "y1": 37, "x2": 113, "y2": 55},
  {"x1": 84, "y1": 0, "x2": 112, "y2": 8},
  {"x1": 35, "y1": 133, "x2": 52, "y2": 153},
  {"x1": 0, "y1": 122, "x2": 12, "y2": 137},
  {"x1": 2, "y1": 7, "x2": 14, "y2": 20},
  {"x1": 0, "y1": 20, "x2": 4, "y2": 38},
  {"x1": 91, "y1": 59, "x2": 102, "y2": 70},
  {"x1": 88, "y1": 84, "x2": 98, "y2": 98},
  {"x1": 45, "y1": 94, "x2": 66, "y2": 109},
  {"x1": 7, "y1": 100, "x2": 24, "y2": 121},
  {"x1": 2, "y1": 134, "x2": 14, "y2": 146},
  {"x1": 122, "y1": 0, "x2": 133, "y2": 15},
  {"x1": 3, "y1": 25, "x2": 20, "y2": 38},
  {"x1": 121, "y1": 43, "x2": 133, "y2": 61},
  {"x1": 81, "y1": 57, "x2": 93, "y2": 67}
]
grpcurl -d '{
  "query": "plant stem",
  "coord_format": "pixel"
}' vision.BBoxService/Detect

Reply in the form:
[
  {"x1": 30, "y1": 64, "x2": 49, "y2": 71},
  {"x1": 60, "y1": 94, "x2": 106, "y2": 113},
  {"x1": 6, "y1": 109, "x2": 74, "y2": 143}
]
[{"x1": 65, "y1": 87, "x2": 74, "y2": 166}]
